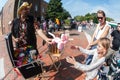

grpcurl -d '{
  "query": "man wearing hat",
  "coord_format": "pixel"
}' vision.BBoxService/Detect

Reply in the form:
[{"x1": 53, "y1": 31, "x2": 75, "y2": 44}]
[{"x1": 11, "y1": 2, "x2": 52, "y2": 53}]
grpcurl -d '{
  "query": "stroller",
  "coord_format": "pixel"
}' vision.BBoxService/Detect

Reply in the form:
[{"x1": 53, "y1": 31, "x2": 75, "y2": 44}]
[
  {"x1": 109, "y1": 51, "x2": 120, "y2": 80},
  {"x1": 98, "y1": 51, "x2": 120, "y2": 80}
]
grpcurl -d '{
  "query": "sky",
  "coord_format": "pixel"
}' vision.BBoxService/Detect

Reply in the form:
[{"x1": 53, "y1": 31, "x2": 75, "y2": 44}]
[
  {"x1": 45, "y1": 0, "x2": 120, "y2": 23},
  {"x1": 0, "y1": 0, "x2": 8, "y2": 11},
  {"x1": 0, "y1": 0, "x2": 120, "y2": 22}
]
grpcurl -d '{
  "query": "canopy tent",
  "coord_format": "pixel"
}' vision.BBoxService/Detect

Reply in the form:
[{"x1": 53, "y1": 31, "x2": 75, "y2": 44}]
[{"x1": 108, "y1": 22, "x2": 117, "y2": 28}]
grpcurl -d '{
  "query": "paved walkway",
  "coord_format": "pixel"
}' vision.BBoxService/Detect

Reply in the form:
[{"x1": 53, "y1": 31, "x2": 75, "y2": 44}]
[{"x1": 0, "y1": 29, "x2": 90, "y2": 80}]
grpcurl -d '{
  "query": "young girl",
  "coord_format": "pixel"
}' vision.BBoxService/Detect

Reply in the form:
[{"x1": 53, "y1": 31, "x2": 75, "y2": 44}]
[{"x1": 66, "y1": 37, "x2": 110, "y2": 80}]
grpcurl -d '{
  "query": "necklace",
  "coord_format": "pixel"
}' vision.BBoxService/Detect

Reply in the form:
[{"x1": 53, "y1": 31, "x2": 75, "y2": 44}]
[{"x1": 99, "y1": 22, "x2": 106, "y2": 30}]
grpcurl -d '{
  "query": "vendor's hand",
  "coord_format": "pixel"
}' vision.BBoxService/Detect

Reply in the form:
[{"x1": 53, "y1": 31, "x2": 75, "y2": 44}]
[
  {"x1": 46, "y1": 38, "x2": 52, "y2": 44},
  {"x1": 66, "y1": 56, "x2": 76, "y2": 65}
]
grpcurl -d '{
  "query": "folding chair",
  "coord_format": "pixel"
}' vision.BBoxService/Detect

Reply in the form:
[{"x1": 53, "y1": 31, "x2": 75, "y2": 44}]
[{"x1": 47, "y1": 43, "x2": 63, "y2": 71}]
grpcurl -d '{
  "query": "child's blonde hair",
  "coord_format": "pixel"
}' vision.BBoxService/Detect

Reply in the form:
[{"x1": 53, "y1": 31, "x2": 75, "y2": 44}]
[{"x1": 99, "y1": 37, "x2": 110, "y2": 54}]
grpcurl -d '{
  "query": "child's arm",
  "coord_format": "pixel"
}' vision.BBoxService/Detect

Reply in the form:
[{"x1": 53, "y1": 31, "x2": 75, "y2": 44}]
[
  {"x1": 74, "y1": 57, "x2": 105, "y2": 72},
  {"x1": 71, "y1": 45, "x2": 96, "y2": 55}
]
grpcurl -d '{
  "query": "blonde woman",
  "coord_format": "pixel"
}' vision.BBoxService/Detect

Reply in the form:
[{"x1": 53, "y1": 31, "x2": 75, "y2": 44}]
[{"x1": 86, "y1": 10, "x2": 111, "y2": 65}]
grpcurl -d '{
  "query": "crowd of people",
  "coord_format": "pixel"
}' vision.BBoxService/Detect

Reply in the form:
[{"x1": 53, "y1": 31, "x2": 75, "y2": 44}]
[{"x1": 10, "y1": 1, "x2": 120, "y2": 80}]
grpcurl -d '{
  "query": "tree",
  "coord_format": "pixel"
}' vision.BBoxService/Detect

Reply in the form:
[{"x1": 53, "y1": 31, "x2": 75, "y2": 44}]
[
  {"x1": 61, "y1": 8, "x2": 71, "y2": 20},
  {"x1": 85, "y1": 13, "x2": 92, "y2": 21},
  {"x1": 74, "y1": 12, "x2": 114, "y2": 23},
  {"x1": 45, "y1": 0, "x2": 71, "y2": 21},
  {"x1": 106, "y1": 17, "x2": 114, "y2": 22},
  {"x1": 74, "y1": 15, "x2": 85, "y2": 22}
]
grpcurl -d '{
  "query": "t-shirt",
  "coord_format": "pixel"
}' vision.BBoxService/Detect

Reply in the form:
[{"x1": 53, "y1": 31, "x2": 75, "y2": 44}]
[{"x1": 111, "y1": 30, "x2": 120, "y2": 51}]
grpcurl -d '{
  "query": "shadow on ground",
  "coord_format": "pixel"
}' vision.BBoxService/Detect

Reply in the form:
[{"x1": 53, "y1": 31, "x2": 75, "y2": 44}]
[{"x1": 44, "y1": 54, "x2": 85, "y2": 80}]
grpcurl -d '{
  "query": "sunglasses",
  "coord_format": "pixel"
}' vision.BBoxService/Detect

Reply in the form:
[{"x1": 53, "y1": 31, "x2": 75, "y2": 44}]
[{"x1": 97, "y1": 17, "x2": 103, "y2": 20}]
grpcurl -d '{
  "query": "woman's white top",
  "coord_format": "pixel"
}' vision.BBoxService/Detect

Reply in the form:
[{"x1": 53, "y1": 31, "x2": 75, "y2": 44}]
[
  {"x1": 74, "y1": 47, "x2": 105, "y2": 80},
  {"x1": 95, "y1": 21, "x2": 110, "y2": 40}
]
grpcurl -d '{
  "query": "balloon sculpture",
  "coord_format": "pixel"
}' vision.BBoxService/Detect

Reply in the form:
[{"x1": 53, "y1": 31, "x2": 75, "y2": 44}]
[{"x1": 48, "y1": 32, "x2": 68, "y2": 51}]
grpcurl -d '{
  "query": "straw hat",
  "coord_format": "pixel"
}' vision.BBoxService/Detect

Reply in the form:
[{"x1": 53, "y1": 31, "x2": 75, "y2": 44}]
[{"x1": 17, "y1": 2, "x2": 32, "y2": 16}]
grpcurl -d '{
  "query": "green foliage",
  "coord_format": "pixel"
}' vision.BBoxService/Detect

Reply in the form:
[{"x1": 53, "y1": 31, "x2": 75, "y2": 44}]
[
  {"x1": 62, "y1": 8, "x2": 71, "y2": 20},
  {"x1": 74, "y1": 12, "x2": 114, "y2": 23},
  {"x1": 46, "y1": 0, "x2": 71, "y2": 21},
  {"x1": 64, "y1": 19, "x2": 71, "y2": 26},
  {"x1": 74, "y1": 15, "x2": 85, "y2": 22},
  {"x1": 106, "y1": 17, "x2": 114, "y2": 22}
]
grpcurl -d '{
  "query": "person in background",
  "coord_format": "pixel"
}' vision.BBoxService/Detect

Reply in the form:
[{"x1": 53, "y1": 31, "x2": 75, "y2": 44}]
[
  {"x1": 105, "y1": 23, "x2": 120, "y2": 65},
  {"x1": 85, "y1": 10, "x2": 111, "y2": 64},
  {"x1": 66, "y1": 38, "x2": 110, "y2": 80},
  {"x1": 56, "y1": 18, "x2": 61, "y2": 31},
  {"x1": 42, "y1": 20, "x2": 47, "y2": 32}
]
